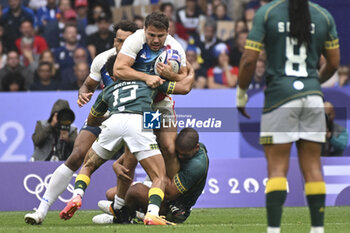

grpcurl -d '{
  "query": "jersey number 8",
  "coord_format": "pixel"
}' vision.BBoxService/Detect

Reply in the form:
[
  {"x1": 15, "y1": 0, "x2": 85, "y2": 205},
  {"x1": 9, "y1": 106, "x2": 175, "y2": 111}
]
[{"x1": 285, "y1": 37, "x2": 308, "y2": 77}]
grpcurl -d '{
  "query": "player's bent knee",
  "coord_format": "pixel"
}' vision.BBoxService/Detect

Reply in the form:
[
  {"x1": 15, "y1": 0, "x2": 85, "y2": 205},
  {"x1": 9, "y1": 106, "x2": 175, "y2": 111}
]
[{"x1": 105, "y1": 186, "x2": 117, "y2": 201}]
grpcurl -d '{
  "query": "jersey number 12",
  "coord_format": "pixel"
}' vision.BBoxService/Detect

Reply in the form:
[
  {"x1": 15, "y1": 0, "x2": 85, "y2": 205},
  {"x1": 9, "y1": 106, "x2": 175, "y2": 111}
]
[{"x1": 285, "y1": 37, "x2": 308, "y2": 77}]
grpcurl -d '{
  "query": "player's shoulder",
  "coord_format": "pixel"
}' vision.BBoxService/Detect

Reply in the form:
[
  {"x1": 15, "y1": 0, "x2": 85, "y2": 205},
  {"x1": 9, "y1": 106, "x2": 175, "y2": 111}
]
[
  {"x1": 164, "y1": 34, "x2": 186, "y2": 59},
  {"x1": 199, "y1": 142, "x2": 207, "y2": 153},
  {"x1": 309, "y1": 1, "x2": 329, "y2": 14},
  {"x1": 165, "y1": 34, "x2": 176, "y2": 42},
  {"x1": 258, "y1": 0, "x2": 287, "y2": 20},
  {"x1": 187, "y1": 143, "x2": 209, "y2": 172},
  {"x1": 126, "y1": 29, "x2": 145, "y2": 43},
  {"x1": 92, "y1": 48, "x2": 116, "y2": 65},
  {"x1": 121, "y1": 29, "x2": 146, "y2": 53},
  {"x1": 198, "y1": 143, "x2": 209, "y2": 162},
  {"x1": 165, "y1": 34, "x2": 180, "y2": 48},
  {"x1": 135, "y1": 29, "x2": 145, "y2": 36},
  {"x1": 95, "y1": 48, "x2": 116, "y2": 60},
  {"x1": 309, "y1": 1, "x2": 335, "y2": 25}
]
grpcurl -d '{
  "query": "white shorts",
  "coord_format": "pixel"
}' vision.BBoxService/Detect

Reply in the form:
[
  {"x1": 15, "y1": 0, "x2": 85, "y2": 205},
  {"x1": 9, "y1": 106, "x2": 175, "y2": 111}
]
[
  {"x1": 154, "y1": 95, "x2": 176, "y2": 122},
  {"x1": 92, "y1": 114, "x2": 161, "y2": 161},
  {"x1": 260, "y1": 95, "x2": 326, "y2": 144}
]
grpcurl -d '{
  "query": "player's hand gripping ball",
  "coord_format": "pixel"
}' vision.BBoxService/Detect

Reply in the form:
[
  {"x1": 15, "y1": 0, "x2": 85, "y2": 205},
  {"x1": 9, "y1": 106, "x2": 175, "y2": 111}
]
[{"x1": 154, "y1": 49, "x2": 181, "y2": 75}]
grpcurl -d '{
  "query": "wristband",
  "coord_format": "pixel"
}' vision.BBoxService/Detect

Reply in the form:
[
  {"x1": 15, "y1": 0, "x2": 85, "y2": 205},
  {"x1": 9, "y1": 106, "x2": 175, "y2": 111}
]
[{"x1": 236, "y1": 86, "x2": 248, "y2": 107}]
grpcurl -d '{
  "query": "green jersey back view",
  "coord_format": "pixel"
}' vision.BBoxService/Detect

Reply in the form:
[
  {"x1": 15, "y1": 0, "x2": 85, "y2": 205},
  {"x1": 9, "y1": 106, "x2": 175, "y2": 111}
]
[
  {"x1": 246, "y1": 0, "x2": 339, "y2": 112},
  {"x1": 90, "y1": 80, "x2": 175, "y2": 117}
]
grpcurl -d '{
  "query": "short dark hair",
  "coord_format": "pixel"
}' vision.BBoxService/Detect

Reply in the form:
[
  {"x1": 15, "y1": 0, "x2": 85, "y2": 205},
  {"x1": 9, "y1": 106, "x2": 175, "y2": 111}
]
[
  {"x1": 2, "y1": 72, "x2": 26, "y2": 91},
  {"x1": 105, "y1": 54, "x2": 117, "y2": 77},
  {"x1": 113, "y1": 20, "x2": 139, "y2": 34},
  {"x1": 64, "y1": 24, "x2": 78, "y2": 33},
  {"x1": 214, "y1": 2, "x2": 227, "y2": 10},
  {"x1": 175, "y1": 128, "x2": 199, "y2": 151},
  {"x1": 97, "y1": 12, "x2": 111, "y2": 22},
  {"x1": 133, "y1": 15, "x2": 144, "y2": 22},
  {"x1": 38, "y1": 61, "x2": 53, "y2": 70},
  {"x1": 20, "y1": 19, "x2": 33, "y2": 27},
  {"x1": 144, "y1": 12, "x2": 169, "y2": 31},
  {"x1": 159, "y1": 2, "x2": 174, "y2": 12}
]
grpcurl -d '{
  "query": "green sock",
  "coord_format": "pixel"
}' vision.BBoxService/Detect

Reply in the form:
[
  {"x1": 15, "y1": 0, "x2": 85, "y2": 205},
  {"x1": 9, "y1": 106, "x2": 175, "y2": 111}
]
[
  {"x1": 305, "y1": 182, "x2": 326, "y2": 227},
  {"x1": 265, "y1": 177, "x2": 287, "y2": 227},
  {"x1": 307, "y1": 194, "x2": 325, "y2": 226},
  {"x1": 149, "y1": 194, "x2": 162, "y2": 207},
  {"x1": 266, "y1": 190, "x2": 287, "y2": 227}
]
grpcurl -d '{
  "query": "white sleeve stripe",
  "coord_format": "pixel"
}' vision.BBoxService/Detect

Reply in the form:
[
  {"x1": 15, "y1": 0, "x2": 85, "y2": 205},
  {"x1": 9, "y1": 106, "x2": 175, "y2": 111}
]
[
  {"x1": 89, "y1": 73, "x2": 100, "y2": 82},
  {"x1": 120, "y1": 51, "x2": 136, "y2": 59}
]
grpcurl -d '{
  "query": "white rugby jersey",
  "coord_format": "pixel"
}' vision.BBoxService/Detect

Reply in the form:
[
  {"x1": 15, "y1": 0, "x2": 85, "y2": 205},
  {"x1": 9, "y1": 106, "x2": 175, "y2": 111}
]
[
  {"x1": 120, "y1": 29, "x2": 186, "y2": 75},
  {"x1": 89, "y1": 48, "x2": 116, "y2": 87}
]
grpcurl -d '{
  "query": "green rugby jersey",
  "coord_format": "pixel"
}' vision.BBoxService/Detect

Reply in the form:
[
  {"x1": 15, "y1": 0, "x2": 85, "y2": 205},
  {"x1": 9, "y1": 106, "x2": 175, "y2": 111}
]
[
  {"x1": 173, "y1": 143, "x2": 209, "y2": 210},
  {"x1": 246, "y1": 0, "x2": 339, "y2": 112},
  {"x1": 90, "y1": 80, "x2": 176, "y2": 116}
]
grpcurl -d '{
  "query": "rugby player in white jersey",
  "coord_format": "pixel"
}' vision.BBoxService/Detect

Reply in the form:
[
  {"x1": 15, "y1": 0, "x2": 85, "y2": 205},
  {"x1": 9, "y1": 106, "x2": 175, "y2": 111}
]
[
  {"x1": 24, "y1": 21, "x2": 139, "y2": 225},
  {"x1": 115, "y1": 11, "x2": 188, "y2": 178}
]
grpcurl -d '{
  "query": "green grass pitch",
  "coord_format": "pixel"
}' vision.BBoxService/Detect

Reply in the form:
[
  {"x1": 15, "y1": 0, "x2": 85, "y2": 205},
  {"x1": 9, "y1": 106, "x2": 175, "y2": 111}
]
[{"x1": 1, "y1": 207, "x2": 349, "y2": 233}]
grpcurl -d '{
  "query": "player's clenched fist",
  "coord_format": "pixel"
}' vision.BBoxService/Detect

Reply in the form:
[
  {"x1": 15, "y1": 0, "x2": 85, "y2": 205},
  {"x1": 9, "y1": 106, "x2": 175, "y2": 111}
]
[{"x1": 146, "y1": 75, "x2": 165, "y2": 88}]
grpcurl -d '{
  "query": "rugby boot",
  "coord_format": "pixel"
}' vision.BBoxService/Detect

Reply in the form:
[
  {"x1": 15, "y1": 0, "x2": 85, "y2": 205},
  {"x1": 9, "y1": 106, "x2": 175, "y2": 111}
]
[
  {"x1": 97, "y1": 200, "x2": 113, "y2": 215},
  {"x1": 24, "y1": 210, "x2": 44, "y2": 225},
  {"x1": 109, "y1": 202, "x2": 131, "y2": 224},
  {"x1": 59, "y1": 195, "x2": 82, "y2": 220},
  {"x1": 92, "y1": 213, "x2": 114, "y2": 224},
  {"x1": 143, "y1": 213, "x2": 176, "y2": 225}
]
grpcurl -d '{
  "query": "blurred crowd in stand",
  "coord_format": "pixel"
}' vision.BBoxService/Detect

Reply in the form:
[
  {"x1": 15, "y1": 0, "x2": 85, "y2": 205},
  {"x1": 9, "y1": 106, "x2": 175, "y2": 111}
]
[{"x1": 0, "y1": 0, "x2": 346, "y2": 92}]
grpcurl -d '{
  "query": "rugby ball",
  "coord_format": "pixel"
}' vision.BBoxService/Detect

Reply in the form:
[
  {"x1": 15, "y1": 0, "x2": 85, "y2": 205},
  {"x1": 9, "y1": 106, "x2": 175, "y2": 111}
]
[{"x1": 154, "y1": 49, "x2": 181, "y2": 76}]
